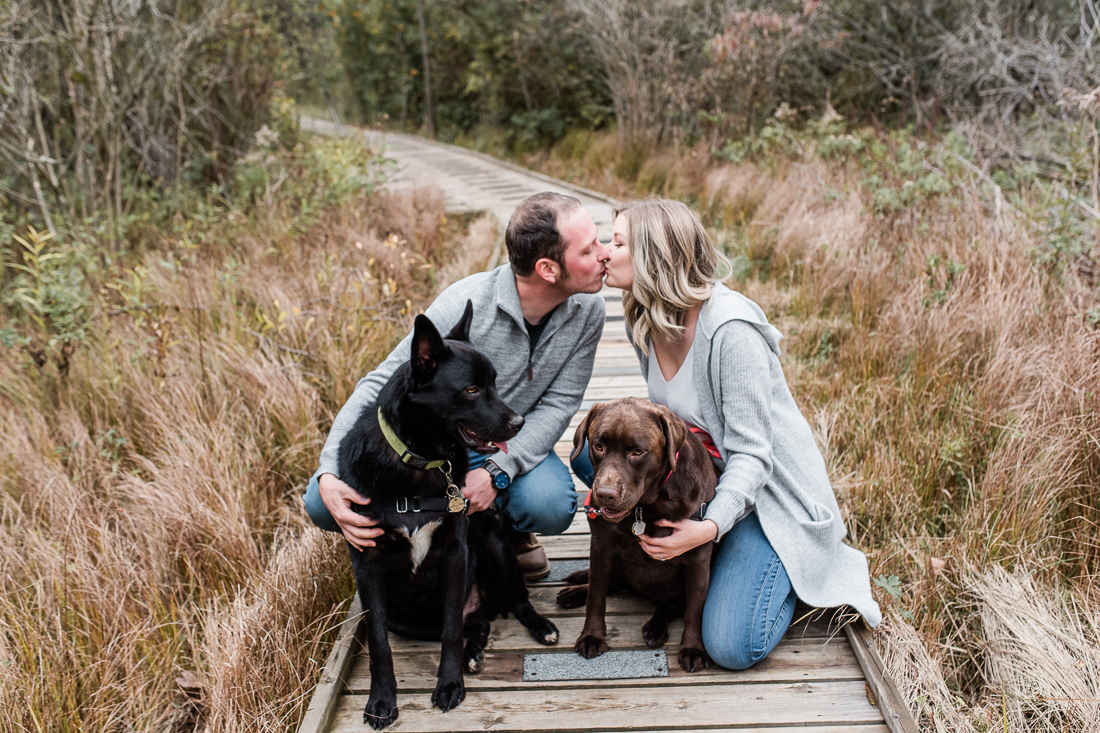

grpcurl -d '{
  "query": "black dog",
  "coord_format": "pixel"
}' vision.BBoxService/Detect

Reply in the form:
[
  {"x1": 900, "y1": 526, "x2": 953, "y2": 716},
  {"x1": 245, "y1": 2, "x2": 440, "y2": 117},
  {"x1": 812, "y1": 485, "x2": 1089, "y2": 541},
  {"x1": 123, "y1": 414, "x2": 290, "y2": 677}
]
[{"x1": 338, "y1": 301, "x2": 559, "y2": 729}]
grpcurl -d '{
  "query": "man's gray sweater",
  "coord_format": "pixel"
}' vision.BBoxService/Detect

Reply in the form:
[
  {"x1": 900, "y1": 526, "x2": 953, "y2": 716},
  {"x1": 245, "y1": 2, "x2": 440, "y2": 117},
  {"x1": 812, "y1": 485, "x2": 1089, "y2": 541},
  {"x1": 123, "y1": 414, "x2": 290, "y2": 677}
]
[{"x1": 318, "y1": 265, "x2": 605, "y2": 481}]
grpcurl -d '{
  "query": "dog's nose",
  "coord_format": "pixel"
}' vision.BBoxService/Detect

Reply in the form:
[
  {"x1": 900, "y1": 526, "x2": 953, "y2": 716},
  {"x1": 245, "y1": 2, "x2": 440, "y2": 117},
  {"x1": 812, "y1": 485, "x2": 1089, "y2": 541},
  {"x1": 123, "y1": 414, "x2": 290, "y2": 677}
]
[
  {"x1": 508, "y1": 414, "x2": 525, "y2": 432},
  {"x1": 594, "y1": 485, "x2": 617, "y2": 505}
]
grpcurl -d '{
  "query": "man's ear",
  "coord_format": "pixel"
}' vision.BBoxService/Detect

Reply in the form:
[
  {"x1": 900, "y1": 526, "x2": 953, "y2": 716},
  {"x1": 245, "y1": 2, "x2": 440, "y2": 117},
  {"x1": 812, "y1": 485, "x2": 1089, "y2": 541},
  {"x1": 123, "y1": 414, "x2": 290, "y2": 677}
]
[
  {"x1": 445, "y1": 300, "x2": 474, "y2": 342},
  {"x1": 534, "y1": 257, "x2": 562, "y2": 285},
  {"x1": 570, "y1": 403, "x2": 601, "y2": 461},
  {"x1": 411, "y1": 314, "x2": 446, "y2": 381},
  {"x1": 657, "y1": 406, "x2": 688, "y2": 473}
]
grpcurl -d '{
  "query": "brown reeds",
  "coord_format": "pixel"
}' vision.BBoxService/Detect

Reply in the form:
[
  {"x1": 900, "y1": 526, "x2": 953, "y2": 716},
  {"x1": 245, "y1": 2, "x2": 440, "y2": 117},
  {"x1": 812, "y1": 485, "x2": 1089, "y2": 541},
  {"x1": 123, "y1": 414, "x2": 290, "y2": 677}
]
[{"x1": 0, "y1": 172, "x2": 491, "y2": 731}]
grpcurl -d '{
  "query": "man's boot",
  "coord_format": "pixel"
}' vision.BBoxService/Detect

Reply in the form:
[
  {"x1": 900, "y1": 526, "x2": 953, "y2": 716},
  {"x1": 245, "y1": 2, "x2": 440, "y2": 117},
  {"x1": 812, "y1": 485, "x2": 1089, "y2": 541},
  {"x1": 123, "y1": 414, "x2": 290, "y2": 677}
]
[{"x1": 513, "y1": 532, "x2": 551, "y2": 581}]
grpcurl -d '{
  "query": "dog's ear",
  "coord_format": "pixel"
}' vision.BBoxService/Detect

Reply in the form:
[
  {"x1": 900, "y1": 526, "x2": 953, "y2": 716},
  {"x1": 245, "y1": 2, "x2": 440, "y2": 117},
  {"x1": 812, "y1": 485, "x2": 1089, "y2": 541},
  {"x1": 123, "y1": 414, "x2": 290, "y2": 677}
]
[
  {"x1": 570, "y1": 403, "x2": 601, "y2": 461},
  {"x1": 658, "y1": 406, "x2": 688, "y2": 473},
  {"x1": 411, "y1": 314, "x2": 447, "y2": 380},
  {"x1": 445, "y1": 300, "x2": 474, "y2": 342}
]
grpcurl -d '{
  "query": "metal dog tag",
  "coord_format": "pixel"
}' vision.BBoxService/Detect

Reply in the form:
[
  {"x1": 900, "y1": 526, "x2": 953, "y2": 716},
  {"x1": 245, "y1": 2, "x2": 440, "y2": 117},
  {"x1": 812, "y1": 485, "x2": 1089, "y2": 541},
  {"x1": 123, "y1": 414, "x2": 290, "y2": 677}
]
[
  {"x1": 631, "y1": 507, "x2": 646, "y2": 536},
  {"x1": 448, "y1": 496, "x2": 467, "y2": 513}
]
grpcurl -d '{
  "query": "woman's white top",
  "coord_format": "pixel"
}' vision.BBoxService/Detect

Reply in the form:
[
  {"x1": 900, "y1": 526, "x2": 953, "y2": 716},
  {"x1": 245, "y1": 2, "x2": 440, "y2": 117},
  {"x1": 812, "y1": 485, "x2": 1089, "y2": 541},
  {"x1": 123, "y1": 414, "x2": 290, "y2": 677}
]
[{"x1": 646, "y1": 338, "x2": 710, "y2": 434}]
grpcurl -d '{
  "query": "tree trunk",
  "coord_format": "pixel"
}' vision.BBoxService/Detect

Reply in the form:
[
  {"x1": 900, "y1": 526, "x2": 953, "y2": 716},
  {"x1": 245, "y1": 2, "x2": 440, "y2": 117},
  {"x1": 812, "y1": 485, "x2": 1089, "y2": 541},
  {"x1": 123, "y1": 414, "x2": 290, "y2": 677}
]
[{"x1": 415, "y1": 0, "x2": 435, "y2": 138}]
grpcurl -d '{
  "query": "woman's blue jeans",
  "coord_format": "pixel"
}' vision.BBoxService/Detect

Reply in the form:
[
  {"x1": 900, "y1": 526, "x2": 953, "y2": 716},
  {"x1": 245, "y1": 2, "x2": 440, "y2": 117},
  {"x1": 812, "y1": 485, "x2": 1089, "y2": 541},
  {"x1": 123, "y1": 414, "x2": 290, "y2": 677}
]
[
  {"x1": 303, "y1": 450, "x2": 578, "y2": 537},
  {"x1": 571, "y1": 441, "x2": 798, "y2": 670}
]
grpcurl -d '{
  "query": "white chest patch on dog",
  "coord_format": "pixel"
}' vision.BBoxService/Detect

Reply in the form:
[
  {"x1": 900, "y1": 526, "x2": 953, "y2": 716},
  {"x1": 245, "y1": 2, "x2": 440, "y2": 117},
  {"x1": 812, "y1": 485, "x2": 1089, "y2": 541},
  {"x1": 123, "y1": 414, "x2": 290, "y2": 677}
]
[{"x1": 395, "y1": 520, "x2": 442, "y2": 574}]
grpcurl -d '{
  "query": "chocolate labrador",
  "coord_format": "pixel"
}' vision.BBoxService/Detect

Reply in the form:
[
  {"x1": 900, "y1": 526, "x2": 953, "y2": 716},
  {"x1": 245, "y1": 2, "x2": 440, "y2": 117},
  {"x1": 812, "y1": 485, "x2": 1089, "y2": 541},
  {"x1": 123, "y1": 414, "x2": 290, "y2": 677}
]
[{"x1": 558, "y1": 397, "x2": 718, "y2": 672}]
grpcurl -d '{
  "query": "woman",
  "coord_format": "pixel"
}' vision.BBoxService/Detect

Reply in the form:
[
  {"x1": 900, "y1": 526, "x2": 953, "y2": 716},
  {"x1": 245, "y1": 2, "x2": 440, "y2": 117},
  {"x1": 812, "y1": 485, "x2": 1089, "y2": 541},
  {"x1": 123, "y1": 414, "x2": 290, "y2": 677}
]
[{"x1": 571, "y1": 199, "x2": 880, "y2": 670}]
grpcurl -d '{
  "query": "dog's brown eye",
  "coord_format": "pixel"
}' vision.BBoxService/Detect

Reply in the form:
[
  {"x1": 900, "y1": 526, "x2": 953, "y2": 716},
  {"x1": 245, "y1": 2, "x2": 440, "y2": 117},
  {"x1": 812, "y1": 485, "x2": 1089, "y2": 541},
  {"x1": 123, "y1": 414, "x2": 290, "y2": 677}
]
[
  {"x1": 631, "y1": 449, "x2": 644, "y2": 457},
  {"x1": 593, "y1": 442, "x2": 604, "y2": 452},
  {"x1": 466, "y1": 386, "x2": 480, "y2": 395}
]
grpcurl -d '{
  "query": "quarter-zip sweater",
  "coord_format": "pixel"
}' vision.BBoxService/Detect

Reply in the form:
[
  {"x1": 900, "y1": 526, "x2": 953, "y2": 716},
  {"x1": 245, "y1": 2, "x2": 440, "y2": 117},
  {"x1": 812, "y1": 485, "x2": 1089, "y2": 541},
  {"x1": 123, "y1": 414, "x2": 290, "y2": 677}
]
[{"x1": 318, "y1": 265, "x2": 606, "y2": 482}]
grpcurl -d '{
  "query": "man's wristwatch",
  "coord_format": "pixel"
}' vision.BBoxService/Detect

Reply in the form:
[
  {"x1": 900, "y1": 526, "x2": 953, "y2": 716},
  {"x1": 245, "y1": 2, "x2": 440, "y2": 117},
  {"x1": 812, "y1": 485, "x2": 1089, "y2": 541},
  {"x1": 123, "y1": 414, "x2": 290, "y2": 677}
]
[{"x1": 484, "y1": 460, "x2": 511, "y2": 490}]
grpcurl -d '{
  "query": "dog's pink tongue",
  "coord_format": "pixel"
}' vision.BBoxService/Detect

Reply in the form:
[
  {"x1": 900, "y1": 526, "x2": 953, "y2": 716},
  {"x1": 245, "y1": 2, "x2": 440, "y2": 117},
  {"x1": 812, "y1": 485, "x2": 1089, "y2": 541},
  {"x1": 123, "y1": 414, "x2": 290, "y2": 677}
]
[{"x1": 497, "y1": 440, "x2": 508, "y2": 454}]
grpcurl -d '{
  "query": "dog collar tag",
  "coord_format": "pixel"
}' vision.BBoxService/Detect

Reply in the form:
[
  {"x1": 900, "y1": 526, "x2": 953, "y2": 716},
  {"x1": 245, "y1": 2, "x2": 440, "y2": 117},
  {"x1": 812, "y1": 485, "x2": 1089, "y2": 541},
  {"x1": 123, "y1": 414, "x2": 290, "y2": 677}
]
[
  {"x1": 631, "y1": 507, "x2": 646, "y2": 536},
  {"x1": 439, "y1": 461, "x2": 469, "y2": 513}
]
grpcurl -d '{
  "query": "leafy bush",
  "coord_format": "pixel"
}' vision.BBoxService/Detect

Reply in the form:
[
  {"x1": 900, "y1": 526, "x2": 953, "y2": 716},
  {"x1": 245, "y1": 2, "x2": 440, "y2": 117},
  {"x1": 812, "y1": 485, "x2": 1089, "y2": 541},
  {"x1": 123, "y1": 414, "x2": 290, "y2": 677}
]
[{"x1": 2, "y1": 228, "x2": 94, "y2": 375}]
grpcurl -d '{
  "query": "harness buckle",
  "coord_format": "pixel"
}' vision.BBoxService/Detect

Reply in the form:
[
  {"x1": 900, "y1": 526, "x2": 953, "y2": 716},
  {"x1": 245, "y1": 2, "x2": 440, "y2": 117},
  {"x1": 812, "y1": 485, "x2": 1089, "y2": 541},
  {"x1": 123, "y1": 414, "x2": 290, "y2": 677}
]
[
  {"x1": 412, "y1": 497, "x2": 421, "y2": 513},
  {"x1": 395, "y1": 497, "x2": 409, "y2": 513}
]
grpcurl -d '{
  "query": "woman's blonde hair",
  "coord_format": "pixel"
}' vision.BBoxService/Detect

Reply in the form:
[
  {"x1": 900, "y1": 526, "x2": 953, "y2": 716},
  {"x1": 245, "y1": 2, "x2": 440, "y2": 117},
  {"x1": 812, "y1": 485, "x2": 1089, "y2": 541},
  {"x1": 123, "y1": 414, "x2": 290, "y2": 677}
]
[{"x1": 614, "y1": 199, "x2": 731, "y2": 354}]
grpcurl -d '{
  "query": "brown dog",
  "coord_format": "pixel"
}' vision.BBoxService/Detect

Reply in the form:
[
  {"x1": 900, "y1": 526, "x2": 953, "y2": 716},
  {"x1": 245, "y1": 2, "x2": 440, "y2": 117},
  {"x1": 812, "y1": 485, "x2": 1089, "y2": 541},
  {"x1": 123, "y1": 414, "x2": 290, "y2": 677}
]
[{"x1": 558, "y1": 397, "x2": 718, "y2": 672}]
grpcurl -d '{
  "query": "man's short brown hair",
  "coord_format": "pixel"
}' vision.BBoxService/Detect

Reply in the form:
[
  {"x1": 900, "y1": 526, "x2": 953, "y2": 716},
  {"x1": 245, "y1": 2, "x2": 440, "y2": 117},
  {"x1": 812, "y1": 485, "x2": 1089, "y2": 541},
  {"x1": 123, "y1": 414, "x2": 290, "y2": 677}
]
[{"x1": 505, "y1": 192, "x2": 582, "y2": 276}]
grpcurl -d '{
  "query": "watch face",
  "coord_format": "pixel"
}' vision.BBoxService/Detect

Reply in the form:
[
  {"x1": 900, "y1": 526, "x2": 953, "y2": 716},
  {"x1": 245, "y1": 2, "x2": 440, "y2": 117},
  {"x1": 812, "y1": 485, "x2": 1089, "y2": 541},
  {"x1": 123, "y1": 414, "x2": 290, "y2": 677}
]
[{"x1": 493, "y1": 473, "x2": 509, "y2": 489}]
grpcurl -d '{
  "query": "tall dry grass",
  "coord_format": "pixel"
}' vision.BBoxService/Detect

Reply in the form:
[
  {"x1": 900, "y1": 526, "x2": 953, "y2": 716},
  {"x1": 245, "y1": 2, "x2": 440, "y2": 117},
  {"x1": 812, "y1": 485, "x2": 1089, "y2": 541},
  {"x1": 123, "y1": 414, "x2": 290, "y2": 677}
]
[
  {"x1": 714, "y1": 156, "x2": 1099, "y2": 729},
  {"x1": 0, "y1": 147, "x2": 495, "y2": 731}
]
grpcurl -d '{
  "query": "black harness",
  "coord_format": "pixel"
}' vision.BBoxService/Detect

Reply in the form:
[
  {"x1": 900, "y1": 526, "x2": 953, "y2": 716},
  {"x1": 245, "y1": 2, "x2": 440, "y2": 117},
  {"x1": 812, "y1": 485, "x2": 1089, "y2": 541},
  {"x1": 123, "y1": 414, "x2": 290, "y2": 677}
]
[{"x1": 353, "y1": 497, "x2": 463, "y2": 515}]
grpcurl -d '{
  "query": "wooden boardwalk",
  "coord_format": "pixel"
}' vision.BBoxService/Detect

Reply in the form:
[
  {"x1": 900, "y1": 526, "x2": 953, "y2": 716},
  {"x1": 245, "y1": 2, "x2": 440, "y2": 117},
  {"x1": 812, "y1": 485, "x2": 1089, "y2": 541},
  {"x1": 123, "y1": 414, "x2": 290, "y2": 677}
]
[{"x1": 297, "y1": 116, "x2": 914, "y2": 733}]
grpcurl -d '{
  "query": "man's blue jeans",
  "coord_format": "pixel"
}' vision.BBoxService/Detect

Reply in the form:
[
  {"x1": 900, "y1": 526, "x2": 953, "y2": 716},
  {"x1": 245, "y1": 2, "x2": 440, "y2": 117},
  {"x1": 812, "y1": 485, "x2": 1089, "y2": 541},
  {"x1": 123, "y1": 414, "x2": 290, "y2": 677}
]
[
  {"x1": 571, "y1": 441, "x2": 797, "y2": 670},
  {"x1": 303, "y1": 451, "x2": 578, "y2": 537}
]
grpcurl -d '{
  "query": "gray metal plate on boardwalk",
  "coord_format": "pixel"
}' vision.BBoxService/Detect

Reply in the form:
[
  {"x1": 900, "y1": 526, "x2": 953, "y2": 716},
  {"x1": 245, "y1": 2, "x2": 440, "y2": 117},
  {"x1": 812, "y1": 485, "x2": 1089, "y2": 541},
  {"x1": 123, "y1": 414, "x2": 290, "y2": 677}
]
[
  {"x1": 542, "y1": 559, "x2": 589, "y2": 583},
  {"x1": 523, "y1": 650, "x2": 669, "y2": 682}
]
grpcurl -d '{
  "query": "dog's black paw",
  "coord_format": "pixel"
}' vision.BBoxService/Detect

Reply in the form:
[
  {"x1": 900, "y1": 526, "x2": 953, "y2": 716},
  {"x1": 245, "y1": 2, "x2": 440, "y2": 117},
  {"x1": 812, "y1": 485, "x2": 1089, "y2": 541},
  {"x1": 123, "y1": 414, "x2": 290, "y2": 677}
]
[
  {"x1": 641, "y1": 616, "x2": 669, "y2": 648},
  {"x1": 556, "y1": 584, "x2": 587, "y2": 608},
  {"x1": 363, "y1": 697, "x2": 398, "y2": 730},
  {"x1": 678, "y1": 646, "x2": 710, "y2": 673},
  {"x1": 526, "y1": 615, "x2": 559, "y2": 645},
  {"x1": 431, "y1": 678, "x2": 466, "y2": 712},
  {"x1": 574, "y1": 633, "x2": 607, "y2": 659},
  {"x1": 465, "y1": 650, "x2": 484, "y2": 674}
]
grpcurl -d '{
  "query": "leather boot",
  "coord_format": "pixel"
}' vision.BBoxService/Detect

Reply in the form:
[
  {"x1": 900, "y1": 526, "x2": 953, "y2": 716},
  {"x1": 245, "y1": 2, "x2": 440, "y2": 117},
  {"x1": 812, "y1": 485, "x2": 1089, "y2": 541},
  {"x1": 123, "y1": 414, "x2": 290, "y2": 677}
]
[{"x1": 513, "y1": 532, "x2": 551, "y2": 581}]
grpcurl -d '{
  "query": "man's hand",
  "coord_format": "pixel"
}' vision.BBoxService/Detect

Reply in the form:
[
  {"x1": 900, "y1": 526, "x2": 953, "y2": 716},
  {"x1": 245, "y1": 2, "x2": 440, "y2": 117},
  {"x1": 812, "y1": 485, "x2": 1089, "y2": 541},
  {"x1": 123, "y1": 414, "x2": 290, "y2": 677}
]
[
  {"x1": 638, "y1": 518, "x2": 718, "y2": 561},
  {"x1": 318, "y1": 473, "x2": 385, "y2": 551},
  {"x1": 463, "y1": 467, "x2": 498, "y2": 514}
]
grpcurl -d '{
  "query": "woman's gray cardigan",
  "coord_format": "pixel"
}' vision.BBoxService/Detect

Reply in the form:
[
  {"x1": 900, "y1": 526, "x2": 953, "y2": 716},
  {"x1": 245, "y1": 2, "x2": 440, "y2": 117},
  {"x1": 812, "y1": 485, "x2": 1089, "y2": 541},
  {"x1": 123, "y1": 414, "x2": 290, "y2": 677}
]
[{"x1": 631, "y1": 283, "x2": 882, "y2": 626}]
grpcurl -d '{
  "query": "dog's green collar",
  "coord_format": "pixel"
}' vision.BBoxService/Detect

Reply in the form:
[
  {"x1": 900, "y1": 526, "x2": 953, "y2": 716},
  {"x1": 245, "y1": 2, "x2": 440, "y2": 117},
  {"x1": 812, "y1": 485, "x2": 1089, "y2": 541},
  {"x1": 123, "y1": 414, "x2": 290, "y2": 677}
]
[{"x1": 377, "y1": 408, "x2": 448, "y2": 470}]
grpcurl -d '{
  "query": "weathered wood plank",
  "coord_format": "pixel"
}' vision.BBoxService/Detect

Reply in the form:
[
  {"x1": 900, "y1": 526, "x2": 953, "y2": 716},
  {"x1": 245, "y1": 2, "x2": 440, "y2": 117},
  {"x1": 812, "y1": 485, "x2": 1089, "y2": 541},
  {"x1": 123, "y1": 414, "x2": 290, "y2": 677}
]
[
  {"x1": 844, "y1": 621, "x2": 919, "y2": 733},
  {"x1": 298, "y1": 597, "x2": 365, "y2": 733},
  {"x1": 330, "y1": 680, "x2": 883, "y2": 732},
  {"x1": 344, "y1": 636, "x2": 864, "y2": 692},
  {"x1": 540, "y1": 533, "x2": 590, "y2": 559},
  {"x1": 584, "y1": 375, "x2": 648, "y2": 391}
]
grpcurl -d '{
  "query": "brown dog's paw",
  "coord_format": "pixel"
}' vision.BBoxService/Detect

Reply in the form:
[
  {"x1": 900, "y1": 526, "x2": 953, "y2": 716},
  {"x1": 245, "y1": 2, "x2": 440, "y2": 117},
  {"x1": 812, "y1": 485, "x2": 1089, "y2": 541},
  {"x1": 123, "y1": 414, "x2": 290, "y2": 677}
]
[
  {"x1": 556, "y1": 584, "x2": 588, "y2": 608},
  {"x1": 678, "y1": 646, "x2": 710, "y2": 673},
  {"x1": 574, "y1": 633, "x2": 608, "y2": 659},
  {"x1": 641, "y1": 616, "x2": 669, "y2": 648}
]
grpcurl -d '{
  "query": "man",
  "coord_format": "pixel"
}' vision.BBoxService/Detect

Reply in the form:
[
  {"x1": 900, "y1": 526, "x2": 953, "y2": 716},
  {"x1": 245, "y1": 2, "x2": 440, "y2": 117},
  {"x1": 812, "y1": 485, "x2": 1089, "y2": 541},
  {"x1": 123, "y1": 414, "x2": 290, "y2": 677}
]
[{"x1": 304, "y1": 192, "x2": 610, "y2": 578}]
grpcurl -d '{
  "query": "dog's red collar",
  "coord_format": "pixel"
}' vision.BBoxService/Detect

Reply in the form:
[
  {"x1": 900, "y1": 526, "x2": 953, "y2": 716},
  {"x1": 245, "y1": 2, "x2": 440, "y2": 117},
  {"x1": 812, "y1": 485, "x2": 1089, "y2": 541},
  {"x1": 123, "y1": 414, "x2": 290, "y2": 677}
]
[{"x1": 583, "y1": 491, "x2": 708, "y2": 523}]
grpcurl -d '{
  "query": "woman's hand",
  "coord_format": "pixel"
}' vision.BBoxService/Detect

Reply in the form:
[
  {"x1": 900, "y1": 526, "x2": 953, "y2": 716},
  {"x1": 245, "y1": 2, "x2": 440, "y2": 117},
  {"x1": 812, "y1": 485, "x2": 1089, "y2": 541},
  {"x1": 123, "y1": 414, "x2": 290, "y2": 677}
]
[{"x1": 638, "y1": 518, "x2": 719, "y2": 561}]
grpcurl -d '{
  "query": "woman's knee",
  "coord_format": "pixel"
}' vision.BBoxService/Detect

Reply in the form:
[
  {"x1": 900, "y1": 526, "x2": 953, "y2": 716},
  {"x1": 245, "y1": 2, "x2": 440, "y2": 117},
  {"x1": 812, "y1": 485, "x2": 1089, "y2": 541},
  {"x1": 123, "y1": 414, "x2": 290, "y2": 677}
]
[
  {"x1": 702, "y1": 514, "x2": 798, "y2": 669},
  {"x1": 702, "y1": 583, "x2": 797, "y2": 669}
]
